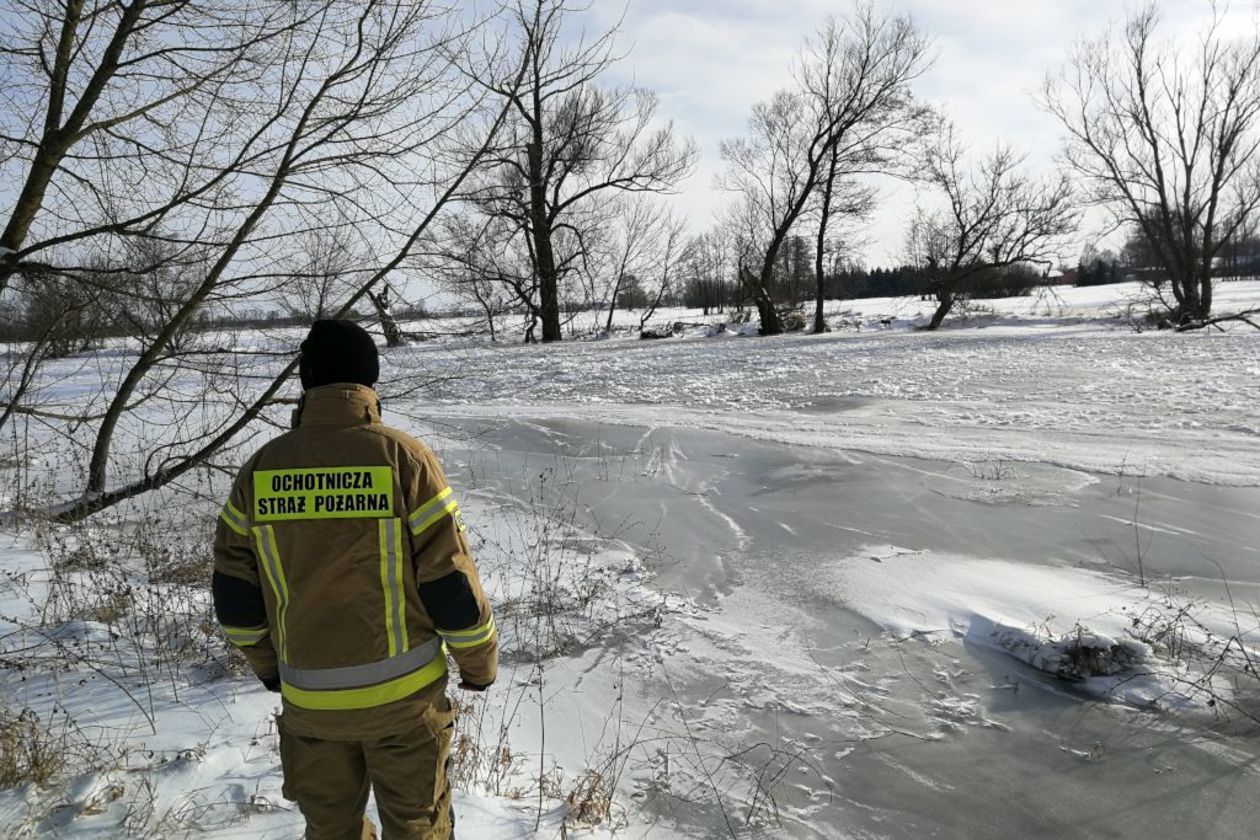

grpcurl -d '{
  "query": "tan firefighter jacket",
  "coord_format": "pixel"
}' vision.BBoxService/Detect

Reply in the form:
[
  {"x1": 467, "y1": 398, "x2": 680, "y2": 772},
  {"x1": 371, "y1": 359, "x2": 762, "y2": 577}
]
[{"x1": 212, "y1": 383, "x2": 497, "y2": 739}]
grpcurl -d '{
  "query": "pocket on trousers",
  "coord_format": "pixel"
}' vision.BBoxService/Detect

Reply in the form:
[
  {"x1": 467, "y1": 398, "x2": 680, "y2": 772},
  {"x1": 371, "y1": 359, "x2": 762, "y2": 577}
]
[{"x1": 422, "y1": 694, "x2": 457, "y2": 741}]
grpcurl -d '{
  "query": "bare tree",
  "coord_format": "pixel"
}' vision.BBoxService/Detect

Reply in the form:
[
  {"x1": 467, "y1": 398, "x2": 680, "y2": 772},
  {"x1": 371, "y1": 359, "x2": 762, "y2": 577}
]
[
  {"x1": 0, "y1": 0, "x2": 307, "y2": 295},
  {"x1": 0, "y1": 286, "x2": 88, "y2": 436},
  {"x1": 720, "y1": 4, "x2": 932, "y2": 335},
  {"x1": 810, "y1": 166, "x2": 877, "y2": 332},
  {"x1": 591, "y1": 196, "x2": 686, "y2": 335},
  {"x1": 0, "y1": 1, "x2": 527, "y2": 521},
  {"x1": 434, "y1": 213, "x2": 541, "y2": 341},
  {"x1": 681, "y1": 230, "x2": 734, "y2": 315},
  {"x1": 428, "y1": 217, "x2": 517, "y2": 342},
  {"x1": 471, "y1": 0, "x2": 697, "y2": 343},
  {"x1": 6, "y1": 266, "x2": 106, "y2": 356},
  {"x1": 1043, "y1": 5, "x2": 1260, "y2": 325},
  {"x1": 909, "y1": 128, "x2": 1076, "y2": 330},
  {"x1": 277, "y1": 228, "x2": 361, "y2": 323},
  {"x1": 800, "y1": 15, "x2": 921, "y2": 333},
  {"x1": 635, "y1": 213, "x2": 688, "y2": 335},
  {"x1": 597, "y1": 196, "x2": 684, "y2": 334}
]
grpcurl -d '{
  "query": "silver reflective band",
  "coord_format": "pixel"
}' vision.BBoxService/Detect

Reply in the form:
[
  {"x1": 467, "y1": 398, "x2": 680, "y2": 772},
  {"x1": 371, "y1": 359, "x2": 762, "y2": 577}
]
[
  {"x1": 278, "y1": 637, "x2": 443, "y2": 691},
  {"x1": 220, "y1": 503, "x2": 249, "y2": 535},
  {"x1": 381, "y1": 517, "x2": 407, "y2": 656}
]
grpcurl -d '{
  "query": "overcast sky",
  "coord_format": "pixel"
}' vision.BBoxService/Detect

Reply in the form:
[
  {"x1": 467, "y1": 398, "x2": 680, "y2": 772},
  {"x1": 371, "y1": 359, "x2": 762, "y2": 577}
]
[{"x1": 580, "y1": 0, "x2": 1257, "y2": 267}]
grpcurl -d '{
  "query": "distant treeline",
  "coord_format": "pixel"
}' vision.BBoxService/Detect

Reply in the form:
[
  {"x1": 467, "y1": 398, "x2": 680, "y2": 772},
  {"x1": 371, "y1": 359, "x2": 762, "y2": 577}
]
[{"x1": 1075, "y1": 229, "x2": 1260, "y2": 288}]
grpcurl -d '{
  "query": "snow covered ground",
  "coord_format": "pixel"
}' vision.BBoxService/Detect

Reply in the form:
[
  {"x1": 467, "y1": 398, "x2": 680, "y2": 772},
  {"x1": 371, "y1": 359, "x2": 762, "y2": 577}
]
[
  {"x1": 2, "y1": 280, "x2": 1259, "y2": 838},
  {"x1": 0, "y1": 490, "x2": 666, "y2": 838},
  {"x1": 401, "y1": 281, "x2": 1260, "y2": 486}
]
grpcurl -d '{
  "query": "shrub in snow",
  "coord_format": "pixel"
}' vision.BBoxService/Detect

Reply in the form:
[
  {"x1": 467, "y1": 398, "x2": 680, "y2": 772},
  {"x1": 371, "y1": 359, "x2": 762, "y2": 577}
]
[
  {"x1": 0, "y1": 708, "x2": 66, "y2": 787},
  {"x1": 781, "y1": 310, "x2": 808, "y2": 331},
  {"x1": 991, "y1": 622, "x2": 1150, "y2": 681}
]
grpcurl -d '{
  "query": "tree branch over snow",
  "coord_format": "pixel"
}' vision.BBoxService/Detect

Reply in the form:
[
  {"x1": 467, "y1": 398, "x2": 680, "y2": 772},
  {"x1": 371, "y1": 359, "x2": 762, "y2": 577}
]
[{"x1": 0, "y1": 1, "x2": 530, "y2": 522}]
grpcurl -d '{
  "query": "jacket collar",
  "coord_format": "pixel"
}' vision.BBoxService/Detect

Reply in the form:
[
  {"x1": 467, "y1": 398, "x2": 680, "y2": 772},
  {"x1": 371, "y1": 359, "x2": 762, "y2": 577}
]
[{"x1": 293, "y1": 383, "x2": 382, "y2": 428}]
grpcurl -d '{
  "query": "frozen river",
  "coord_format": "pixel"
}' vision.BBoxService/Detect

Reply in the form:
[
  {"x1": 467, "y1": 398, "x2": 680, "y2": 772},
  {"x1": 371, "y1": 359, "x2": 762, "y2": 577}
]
[
  {"x1": 4, "y1": 291, "x2": 1259, "y2": 838},
  {"x1": 438, "y1": 413, "x2": 1260, "y2": 839}
]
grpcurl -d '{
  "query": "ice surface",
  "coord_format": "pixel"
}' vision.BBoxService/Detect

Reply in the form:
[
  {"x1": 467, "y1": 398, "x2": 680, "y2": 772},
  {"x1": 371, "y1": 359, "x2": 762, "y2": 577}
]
[
  {"x1": 833, "y1": 546, "x2": 1260, "y2": 716},
  {"x1": 2, "y1": 282, "x2": 1259, "y2": 837}
]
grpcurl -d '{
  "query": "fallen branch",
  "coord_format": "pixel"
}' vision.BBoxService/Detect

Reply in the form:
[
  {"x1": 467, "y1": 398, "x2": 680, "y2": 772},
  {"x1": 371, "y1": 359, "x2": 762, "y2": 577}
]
[{"x1": 1175, "y1": 309, "x2": 1260, "y2": 332}]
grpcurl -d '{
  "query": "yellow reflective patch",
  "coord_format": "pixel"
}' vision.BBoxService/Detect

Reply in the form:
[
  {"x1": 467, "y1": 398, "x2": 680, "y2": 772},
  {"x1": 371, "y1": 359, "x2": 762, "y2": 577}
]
[
  {"x1": 223, "y1": 625, "x2": 269, "y2": 647},
  {"x1": 225, "y1": 499, "x2": 247, "y2": 522},
  {"x1": 281, "y1": 652, "x2": 448, "y2": 710},
  {"x1": 254, "y1": 525, "x2": 289, "y2": 660},
  {"x1": 411, "y1": 499, "x2": 459, "y2": 537},
  {"x1": 253, "y1": 466, "x2": 394, "y2": 521},
  {"x1": 219, "y1": 508, "x2": 248, "y2": 536},
  {"x1": 408, "y1": 487, "x2": 451, "y2": 529},
  {"x1": 378, "y1": 518, "x2": 408, "y2": 658},
  {"x1": 438, "y1": 616, "x2": 496, "y2": 649}
]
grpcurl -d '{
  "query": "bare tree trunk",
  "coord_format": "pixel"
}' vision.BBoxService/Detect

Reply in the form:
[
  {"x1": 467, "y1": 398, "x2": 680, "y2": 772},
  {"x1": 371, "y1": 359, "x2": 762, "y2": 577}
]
[
  {"x1": 814, "y1": 149, "x2": 839, "y2": 334},
  {"x1": 742, "y1": 266, "x2": 784, "y2": 335},
  {"x1": 639, "y1": 276, "x2": 670, "y2": 333},
  {"x1": 527, "y1": 132, "x2": 562, "y2": 341},
  {"x1": 475, "y1": 290, "x2": 498, "y2": 341},
  {"x1": 604, "y1": 282, "x2": 619, "y2": 334},
  {"x1": 927, "y1": 291, "x2": 953, "y2": 331},
  {"x1": 756, "y1": 253, "x2": 786, "y2": 336},
  {"x1": 368, "y1": 286, "x2": 404, "y2": 348},
  {"x1": 1170, "y1": 270, "x2": 1215, "y2": 325}
]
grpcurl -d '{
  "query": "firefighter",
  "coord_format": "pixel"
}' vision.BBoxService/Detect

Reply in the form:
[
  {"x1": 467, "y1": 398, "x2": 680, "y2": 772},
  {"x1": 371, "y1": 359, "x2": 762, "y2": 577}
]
[{"x1": 212, "y1": 319, "x2": 496, "y2": 840}]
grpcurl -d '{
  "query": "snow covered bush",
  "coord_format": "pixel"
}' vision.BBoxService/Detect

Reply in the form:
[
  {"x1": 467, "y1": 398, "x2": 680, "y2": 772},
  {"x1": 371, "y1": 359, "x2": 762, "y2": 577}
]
[
  {"x1": 1123, "y1": 597, "x2": 1260, "y2": 724},
  {"x1": 991, "y1": 622, "x2": 1149, "y2": 681}
]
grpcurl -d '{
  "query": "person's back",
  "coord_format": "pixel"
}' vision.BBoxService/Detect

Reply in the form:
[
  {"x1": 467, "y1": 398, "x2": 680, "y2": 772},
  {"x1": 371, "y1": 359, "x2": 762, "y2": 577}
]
[{"x1": 213, "y1": 320, "x2": 496, "y2": 839}]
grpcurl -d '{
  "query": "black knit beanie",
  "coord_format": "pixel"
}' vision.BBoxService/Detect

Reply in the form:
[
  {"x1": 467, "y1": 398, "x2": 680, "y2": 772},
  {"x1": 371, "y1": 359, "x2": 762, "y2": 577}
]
[{"x1": 299, "y1": 320, "x2": 379, "y2": 390}]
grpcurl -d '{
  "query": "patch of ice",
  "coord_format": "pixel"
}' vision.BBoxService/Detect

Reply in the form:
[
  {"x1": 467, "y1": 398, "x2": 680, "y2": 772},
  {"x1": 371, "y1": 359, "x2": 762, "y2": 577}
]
[{"x1": 832, "y1": 547, "x2": 1259, "y2": 718}]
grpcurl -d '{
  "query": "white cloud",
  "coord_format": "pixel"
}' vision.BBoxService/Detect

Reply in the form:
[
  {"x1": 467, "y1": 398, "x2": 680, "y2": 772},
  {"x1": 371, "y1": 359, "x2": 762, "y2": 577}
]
[{"x1": 588, "y1": 0, "x2": 1258, "y2": 265}]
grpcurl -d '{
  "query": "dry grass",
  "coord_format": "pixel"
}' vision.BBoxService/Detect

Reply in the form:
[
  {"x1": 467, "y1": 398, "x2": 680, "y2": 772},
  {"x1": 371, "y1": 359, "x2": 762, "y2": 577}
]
[
  {"x1": 0, "y1": 708, "x2": 65, "y2": 788},
  {"x1": 1124, "y1": 594, "x2": 1260, "y2": 725},
  {"x1": 564, "y1": 768, "x2": 614, "y2": 827}
]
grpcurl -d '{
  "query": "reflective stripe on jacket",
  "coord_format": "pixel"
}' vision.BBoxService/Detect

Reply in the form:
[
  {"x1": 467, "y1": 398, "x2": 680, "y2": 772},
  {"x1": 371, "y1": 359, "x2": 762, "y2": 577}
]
[{"x1": 212, "y1": 383, "x2": 498, "y2": 739}]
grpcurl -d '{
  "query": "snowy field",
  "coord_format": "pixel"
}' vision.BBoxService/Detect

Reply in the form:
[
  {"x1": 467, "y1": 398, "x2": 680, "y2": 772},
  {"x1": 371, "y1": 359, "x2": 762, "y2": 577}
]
[
  {"x1": 2, "y1": 281, "x2": 1259, "y2": 838},
  {"x1": 406, "y1": 281, "x2": 1260, "y2": 485}
]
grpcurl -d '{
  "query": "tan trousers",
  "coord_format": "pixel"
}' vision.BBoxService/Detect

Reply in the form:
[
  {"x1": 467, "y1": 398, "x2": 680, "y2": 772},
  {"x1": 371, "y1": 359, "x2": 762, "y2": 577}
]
[{"x1": 278, "y1": 707, "x2": 455, "y2": 840}]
